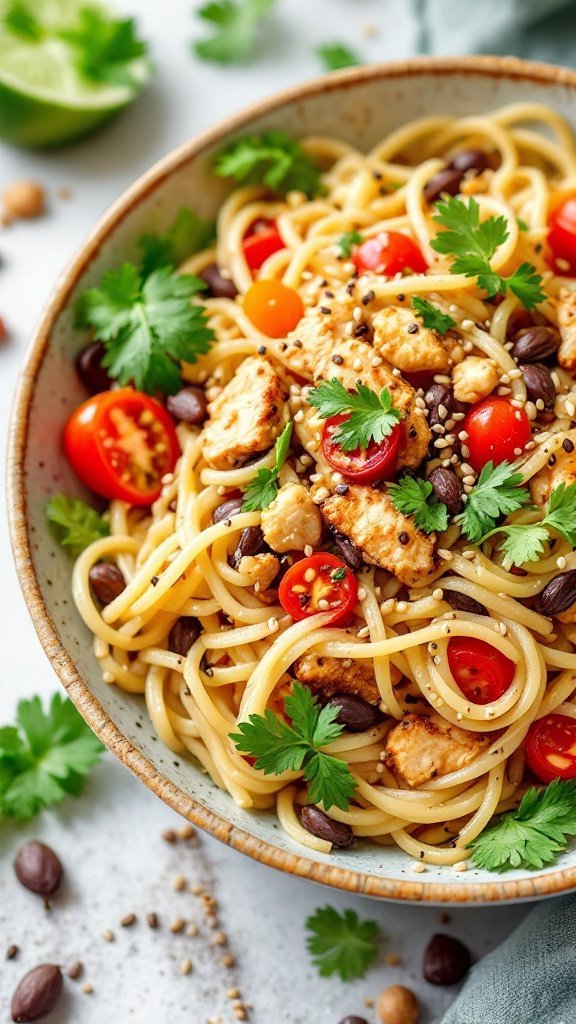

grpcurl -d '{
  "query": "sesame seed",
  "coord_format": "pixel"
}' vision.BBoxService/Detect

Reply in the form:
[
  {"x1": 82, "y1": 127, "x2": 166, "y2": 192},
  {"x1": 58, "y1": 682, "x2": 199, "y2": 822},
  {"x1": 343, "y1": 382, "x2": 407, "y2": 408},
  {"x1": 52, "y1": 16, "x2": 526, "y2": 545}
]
[
  {"x1": 120, "y1": 913, "x2": 137, "y2": 928},
  {"x1": 396, "y1": 601, "x2": 408, "y2": 613},
  {"x1": 353, "y1": 357, "x2": 363, "y2": 371},
  {"x1": 67, "y1": 961, "x2": 83, "y2": 979},
  {"x1": 371, "y1": 356, "x2": 382, "y2": 367},
  {"x1": 170, "y1": 918, "x2": 186, "y2": 933},
  {"x1": 357, "y1": 587, "x2": 367, "y2": 601},
  {"x1": 357, "y1": 625, "x2": 370, "y2": 638},
  {"x1": 211, "y1": 932, "x2": 228, "y2": 946},
  {"x1": 304, "y1": 544, "x2": 313, "y2": 557},
  {"x1": 557, "y1": 555, "x2": 567, "y2": 569},
  {"x1": 317, "y1": 599, "x2": 330, "y2": 611},
  {"x1": 433, "y1": 588, "x2": 444, "y2": 600},
  {"x1": 304, "y1": 568, "x2": 316, "y2": 582},
  {"x1": 453, "y1": 861, "x2": 468, "y2": 872},
  {"x1": 267, "y1": 617, "x2": 279, "y2": 631},
  {"x1": 173, "y1": 875, "x2": 186, "y2": 892},
  {"x1": 181, "y1": 959, "x2": 193, "y2": 975},
  {"x1": 81, "y1": 983, "x2": 94, "y2": 995},
  {"x1": 101, "y1": 929, "x2": 114, "y2": 942},
  {"x1": 411, "y1": 861, "x2": 427, "y2": 873},
  {"x1": 438, "y1": 549, "x2": 453, "y2": 561},
  {"x1": 147, "y1": 912, "x2": 159, "y2": 929}
]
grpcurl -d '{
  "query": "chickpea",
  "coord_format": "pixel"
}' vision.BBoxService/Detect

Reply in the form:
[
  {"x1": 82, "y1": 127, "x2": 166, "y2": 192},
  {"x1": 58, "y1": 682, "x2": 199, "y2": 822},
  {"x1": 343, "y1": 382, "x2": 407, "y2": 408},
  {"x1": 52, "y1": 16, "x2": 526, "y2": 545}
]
[
  {"x1": 3, "y1": 180, "x2": 45, "y2": 220},
  {"x1": 378, "y1": 984, "x2": 420, "y2": 1024}
]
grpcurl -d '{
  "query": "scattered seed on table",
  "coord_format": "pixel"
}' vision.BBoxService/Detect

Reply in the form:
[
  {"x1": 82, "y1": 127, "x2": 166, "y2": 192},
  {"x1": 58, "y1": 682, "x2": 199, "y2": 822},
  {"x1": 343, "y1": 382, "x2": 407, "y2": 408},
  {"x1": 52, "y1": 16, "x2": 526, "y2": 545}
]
[
  {"x1": 81, "y1": 983, "x2": 93, "y2": 994},
  {"x1": 101, "y1": 929, "x2": 114, "y2": 942},
  {"x1": 227, "y1": 988, "x2": 241, "y2": 999},
  {"x1": 162, "y1": 829, "x2": 177, "y2": 844},
  {"x1": 386, "y1": 953, "x2": 401, "y2": 966},
  {"x1": 181, "y1": 958, "x2": 193, "y2": 975},
  {"x1": 120, "y1": 913, "x2": 137, "y2": 928},
  {"x1": 170, "y1": 918, "x2": 186, "y2": 934},
  {"x1": 67, "y1": 961, "x2": 83, "y2": 979},
  {"x1": 173, "y1": 875, "x2": 186, "y2": 892},
  {"x1": 191, "y1": 885, "x2": 204, "y2": 895},
  {"x1": 178, "y1": 825, "x2": 196, "y2": 840},
  {"x1": 211, "y1": 932, "x2": 227, "y2": 947},
  {"x1": 185, "y1": 923, "x2": 198, "y2": 937},
  {"x1": 147, "y1": 912, "x2": 159, "y2": 930},
  {"x1": 6, "y1": 944, "x2": 18, "y2": 960},
  {"x1": 221, "y1": 953, "x2": 235, "y2": 967}
]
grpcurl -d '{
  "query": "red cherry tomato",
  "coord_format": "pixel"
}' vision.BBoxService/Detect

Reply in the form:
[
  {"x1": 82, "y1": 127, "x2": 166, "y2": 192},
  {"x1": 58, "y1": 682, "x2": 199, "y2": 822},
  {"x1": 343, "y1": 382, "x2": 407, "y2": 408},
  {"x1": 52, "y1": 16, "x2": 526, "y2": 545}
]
[
  {"x1": 352, "y1": 231, "x2": 427, "y2": 276},
  {"x1": 548, "y1": 196, "x2": 576, "y2": 275},
  {"x1": 243, "y1": 219, "x2": 285, "y2": 271},
  {"x1": 447, "y1": 637, "x2": 516, "y2": 705},
  {"x1": 526, "y1": 713, "x2": 576, "y2": 783},
  {"x1": 64, "y1": 388, "x2": 180, "y2": 506},
  {"x1": 278, "y1": 553, "x2": 358, "y2": 626},
  {"x1": 244, "y1": 279, "x2": 304, "y2": 337},
  {"x1": 464, "y1": 397, "x2": 531, "y2": 471},
  {"x1": 321, "y1": 414, "x2": 402, "y2": 484}
]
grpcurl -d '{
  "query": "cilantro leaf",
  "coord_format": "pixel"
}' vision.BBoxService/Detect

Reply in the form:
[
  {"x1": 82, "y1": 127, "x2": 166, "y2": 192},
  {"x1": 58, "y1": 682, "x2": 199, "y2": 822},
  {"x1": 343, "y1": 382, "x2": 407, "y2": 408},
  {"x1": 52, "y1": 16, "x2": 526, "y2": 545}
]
[
  {"x1": 0, "y1": 694, "x2": 104, "y2": 821},
  {"x1": 306, "y1": 906, "x2": 379, "y2": 980},
  {"x1": 46, "y1": 494, "x2": 109, "y2": 558},
  {"x1": 241, "y1": 422, "x2": 293, "y2": 511},
  {"x1": 544, "y1": 482, "x2": 576, "y2": 546},
  {"x1": 470, "y1": 779, "x2": 576, "y2": 871},
  {"x1": 77, "y1": 263, "x2": 214, "y2": 396},
  {"x1": 194, "y1": 0, "x2": 275, "y2": 64},
  {"x1": 388, "y1": 476, "x2": 448, "y2": 534},
  {"x1": 229, "y1": 683, "x2": 356, "y2": 811},
  {"x1": 2, "y1": 0, "x2": 43, "y2": 39},
  {"x1": 411, "y1": 296, "x2": 456, "y2": 335},
  {"x1": 58, "y1": 6, "x2": 149, "y2": 88},
  {"x1": 336, "y1": 230, "x2": 362, "y2": 258},
  {"x1": 138, "y1": 208, "x2": 216, "y2": 278},
  {"x1": 456, "y1": 460, "x2": 532, "y2": 544},
  {"x1": 431, "y1": 196, "x2": 544, "y2": 310},
  {"x1": 215, "y1": 131, "x2": 323, "y2": 197},
  {"x1": 307, "y1": 378, "x2": 403, "y2": 451},
  {"x1": 316, "y1": 43, "x2": 360, "y2": 72},
  {"x1": 489, "y1": 482, "x2": 576, "y2": 569}
]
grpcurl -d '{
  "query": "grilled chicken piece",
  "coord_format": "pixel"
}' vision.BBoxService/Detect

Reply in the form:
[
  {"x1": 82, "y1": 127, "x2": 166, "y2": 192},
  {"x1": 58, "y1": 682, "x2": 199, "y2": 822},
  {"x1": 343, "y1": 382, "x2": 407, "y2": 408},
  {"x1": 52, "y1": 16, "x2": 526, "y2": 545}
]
[
  {"x1": 372, "y1": 305, "x2": 457, "y2": 373},
  {"x1": 203, "y1": 356, "x2": 286, "y2": 469},
  {"x1": 294, "y1": 653, "x2": 380, "y2": 704},
  {"x1": 261, "y1": 482, "x2": 323, "y2": 553},
  {"x1": 530, "y1": 445, "x2": 576, "y2": 507},
  {"x1": 557, "y1": 287, "x2": 576, "y2": 371},
  {"x1": 452, "y1": 356, "x2": 499, "y2": 404},
  {"x1": 385, "y1": 713, "x2": 490, "y2": 788},
  {"x1": 237, "y1": 553, "x2": 280, "y2": 590}
]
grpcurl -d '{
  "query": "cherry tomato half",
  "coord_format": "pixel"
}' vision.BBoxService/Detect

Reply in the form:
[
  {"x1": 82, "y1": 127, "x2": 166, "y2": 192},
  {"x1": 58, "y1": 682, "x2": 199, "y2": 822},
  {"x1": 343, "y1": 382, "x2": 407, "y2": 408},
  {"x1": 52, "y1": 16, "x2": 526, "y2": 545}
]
[
  {"x1": 243, "y1": 219, "x2": 285, "y2": 271},
  {"x1": 526, "y1": 713, "x2": 576, "y2": 783},
  {"x1": 278, "y1": 553, "x2": 358, "y2": 626},
  {"x1": 447, "y1": 637, "x2": 516, "y2": 705},
  {"x1": 464, "y1": 397, "x2": 531, "y2": 472},
  {"x1": 352, "y1": 231, "x2": 427, "y2": 277},
  {"x1": 548, "y1": 196, "x2": 576, "y2": 275},
  {"x1": 322, "y1": 414, "x2": 402, "y2": 484},
  {"x1": 244, "y1": 279, "x2": 304, "y2": 337},
  {"x1": 64, "y1": 387, "x2": 180, "y2": 506}
]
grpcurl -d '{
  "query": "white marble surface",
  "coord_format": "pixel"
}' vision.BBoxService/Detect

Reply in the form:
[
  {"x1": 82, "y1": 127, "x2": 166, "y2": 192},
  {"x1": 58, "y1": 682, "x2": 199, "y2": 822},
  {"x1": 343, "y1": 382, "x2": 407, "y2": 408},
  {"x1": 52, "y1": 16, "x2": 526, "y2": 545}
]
[{"x1": 1, "y1": 3, "x2": 533, "y2": 1021}]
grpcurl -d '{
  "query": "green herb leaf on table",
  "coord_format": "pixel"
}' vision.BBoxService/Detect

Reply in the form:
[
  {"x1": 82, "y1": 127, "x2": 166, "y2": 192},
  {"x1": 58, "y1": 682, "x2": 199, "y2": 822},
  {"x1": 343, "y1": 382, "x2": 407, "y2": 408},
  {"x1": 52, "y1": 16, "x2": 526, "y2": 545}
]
[
  {"x1": 229, "y1": 683, "x2": 357, "y2": 811},
  {"x1": 469, "y1": 779, "x2": 576, "y2": 871},
  {"x1": 411, "y1": 296, "x2": 456, "y2": 335},
  {"x1": 194, "y1": 0, "x2": 275, "y2": 64},
  {"x1": 215, "y1": 131, "x2": 323, "y2": 197},
  {"x1": 316, "y1": 43, "x2": 360, "y2": 72},
  {"x1": 431, "y1": 196, "x2": 545, "y2": 310},
  {"x1": 58, "y1": 6, "x2": 149, "y2": 88},
  {"x1": 388, "y1": 476, "x2": 448, "y2": 534},
  {"x1": 455, "y1": 460, "x2": 532, "y2": 544},
  {"x1": 138, "y1": 208, "x2": 216, "y2": 278},
  {"x1": 0, "y1": 694, "x2": 104, "y2": 821},
  {"x1": 46, "y1": 494, "x2": 109, "y2": 558},
  {"x1": 241, "y1": 421, "x2": 293, "y2": 511},
  {"x1": 488, "y1": 482, "x2": 576, "y2": 569},
  {"x1": 306, "y1": 906, "x2": 379, "y2": 980},
  {"x1": 77, "y1": 263, "x2": 214, "y2": 396},
  {"x1": 307, "y1": 378, "x2": 403, "y2": 452},
  {"x1": 336, "y1": 230, "x2": 362, "y2": 258},
  {"x1": 2, "y1": 0, "x2": 43, "y2": 40}
]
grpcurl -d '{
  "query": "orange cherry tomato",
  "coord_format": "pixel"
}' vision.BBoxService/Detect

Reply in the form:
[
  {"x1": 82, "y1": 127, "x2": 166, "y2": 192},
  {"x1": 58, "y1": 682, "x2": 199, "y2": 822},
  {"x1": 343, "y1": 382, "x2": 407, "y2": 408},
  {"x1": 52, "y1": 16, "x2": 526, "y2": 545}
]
[
  {"x1": 464, "y1": 397, "x2": 531, "y2": 472},
  {"x1": 526, "y1": 714, "x2": 576, "y2": 783},
  {"x1": 63, "y1": 388, "x2": 180, "y2": 506},
  {"x1": 243, "y1": 219, "x2": 285, "y2": 271},
  {"x1": 278, "y1": 553, "x2": 358, "y2": 626},
  {"x1": 244, "y1": 279, "x2": 304, "y2": 337},
  {"x1": 447, "y1": 637, "x2": 516, "y2": 705}
]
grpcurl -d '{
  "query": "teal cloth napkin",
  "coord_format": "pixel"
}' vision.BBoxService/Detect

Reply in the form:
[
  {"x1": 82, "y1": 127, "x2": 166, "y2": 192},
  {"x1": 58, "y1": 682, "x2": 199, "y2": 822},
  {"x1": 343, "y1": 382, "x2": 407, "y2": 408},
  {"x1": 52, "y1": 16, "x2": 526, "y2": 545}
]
[{"x1": 440, "y1": 894, "x2": 576, "y2": 1023}]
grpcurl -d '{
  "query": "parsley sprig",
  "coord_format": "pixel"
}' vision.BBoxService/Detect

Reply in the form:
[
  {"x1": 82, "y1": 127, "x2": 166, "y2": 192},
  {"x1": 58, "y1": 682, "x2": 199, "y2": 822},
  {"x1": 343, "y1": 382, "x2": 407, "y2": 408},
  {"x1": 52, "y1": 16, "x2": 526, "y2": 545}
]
[
  {"x1": 307, "y1": 378, "x2": 403, "y2": 451},
  {"x1": 215, "y1": 131, "x2": 323, "y2": 197},
  {"x1": 241, "y1": 422, "x2": 292, "y2": 511},
  {"x1": 336, "y1": 229, "x2": 362, "y2": 258},
  {"x1": 230, "y1": 683, "x2": 357, "y2": 810},
  {"x1": 138, "y1": 208, "x2": 216, "y2": 278},
  {"x1": 0, "y1": 694, "x2": 104, "y2": 821},
  {"x1": 388, "y1": 475, "x2": 448, "y2": 534},
  {"x1": 194, "y1": 0, "x2": 275, "y2": 64},
  {"x1": 470, "y1": 779, "x2": 576, "y2": 872},
  {"x1": 46, "y1": 495, "x2": 109, "y2": 558},
  {"x1": 431, "y1": 196, "x2": 545, "y2": 310},
  {"x1": 77, "y1": 263, "x2": 214, "y2": 396},
  {"x1": 3, "y1": 0, "x2": 42, "y2": 39},
  {"x1": 306, "y1": 906, "x2": 379, "y2": 980},
  {"x1": 411, "y1": 296, "x2": 456, "y2": 335},
  {"x1": 484, "y1": 482, "x2": 576, "y2": 569},
  {"x1": 316, "y1": 43, "x2": 360, "y2": 72},
  {"x1": 455, "y1": 460, "x2": 532, "y2": 544},
  {"x1": 58, "y1": 6, "x2": 149, "y2": 88}
]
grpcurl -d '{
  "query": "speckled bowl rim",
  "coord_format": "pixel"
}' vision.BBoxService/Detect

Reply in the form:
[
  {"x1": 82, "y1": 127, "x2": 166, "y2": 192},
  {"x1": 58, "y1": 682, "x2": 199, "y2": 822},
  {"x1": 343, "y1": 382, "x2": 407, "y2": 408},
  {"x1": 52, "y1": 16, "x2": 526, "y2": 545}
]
[{"x1": 9, "y1": 55, "x2": 576, "y2": 904}]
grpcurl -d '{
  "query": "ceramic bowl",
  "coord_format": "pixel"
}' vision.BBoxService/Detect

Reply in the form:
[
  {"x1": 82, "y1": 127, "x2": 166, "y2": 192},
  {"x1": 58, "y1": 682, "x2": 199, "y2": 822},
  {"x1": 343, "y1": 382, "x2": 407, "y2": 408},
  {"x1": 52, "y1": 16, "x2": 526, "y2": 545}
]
[{"x1": 9, "y1": 55, "x2": 576, "y2": 904}]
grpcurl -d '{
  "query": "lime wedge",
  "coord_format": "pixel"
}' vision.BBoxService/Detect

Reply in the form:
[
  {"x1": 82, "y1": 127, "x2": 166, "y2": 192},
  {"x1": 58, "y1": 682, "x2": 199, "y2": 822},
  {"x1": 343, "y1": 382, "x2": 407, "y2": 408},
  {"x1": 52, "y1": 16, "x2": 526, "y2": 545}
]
[{"x1": 0, "y1": 0, "x2": 152, "y2": 148}]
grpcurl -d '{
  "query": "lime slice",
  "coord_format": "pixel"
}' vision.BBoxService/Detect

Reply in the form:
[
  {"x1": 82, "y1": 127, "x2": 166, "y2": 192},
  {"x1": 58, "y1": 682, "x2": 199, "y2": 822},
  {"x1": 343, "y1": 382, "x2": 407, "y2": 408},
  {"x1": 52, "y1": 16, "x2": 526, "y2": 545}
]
[{"x1": 0, "y1": 0, "x2": 152, "y2": 148}]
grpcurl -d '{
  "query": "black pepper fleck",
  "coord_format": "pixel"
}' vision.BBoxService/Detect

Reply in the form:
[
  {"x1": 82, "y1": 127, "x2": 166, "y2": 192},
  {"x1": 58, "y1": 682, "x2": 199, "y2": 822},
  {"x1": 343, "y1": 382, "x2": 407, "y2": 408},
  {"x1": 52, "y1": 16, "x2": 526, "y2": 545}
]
[
  {"x1": 332, "y1": 353, "x2": 343, "y2": 365},
  {"x1": 151, "y1": 576, "x2": 159, "y2": 587},
  {"x1": 335, "y1": 483, "x2": 349, "y2": 495},
  {"x1": 280, "y1": 342, "x2": 288, "y2": 351},
  {"x1": 361, "y1": 290, "x2": 375, "y2": 305},
  {"x1": 257, "y1": 345, "x2": 267, "y2": 354},
  {"x1": 398, "y1": 531, "x2": 409, "y2": 545},
  {"x1": 407, "y1": 322, "x2": 419, "y2": 334},
  {"x1": 548, "y1": 454, "x2": 557, "y2": 466},
  {"x1": 293, "y1": 339, "x2": 303, "y2": 348},
  {"x1": 320, "y1": 306, "x2": 332, "y2": 315},
  {"x1": 563, "y1": 438, "x2": 575, "y2": 453},
  {"x1": 396, "y1": 293, "x2": 405, "y2": 302}
]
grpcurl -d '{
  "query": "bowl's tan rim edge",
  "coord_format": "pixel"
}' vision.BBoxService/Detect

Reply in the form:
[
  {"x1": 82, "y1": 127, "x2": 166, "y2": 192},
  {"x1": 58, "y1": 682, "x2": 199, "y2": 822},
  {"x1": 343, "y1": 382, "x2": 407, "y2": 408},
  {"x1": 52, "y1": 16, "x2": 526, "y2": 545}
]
[{"x1": 9, "y1": 54, "x2": 576, "y2": 904}]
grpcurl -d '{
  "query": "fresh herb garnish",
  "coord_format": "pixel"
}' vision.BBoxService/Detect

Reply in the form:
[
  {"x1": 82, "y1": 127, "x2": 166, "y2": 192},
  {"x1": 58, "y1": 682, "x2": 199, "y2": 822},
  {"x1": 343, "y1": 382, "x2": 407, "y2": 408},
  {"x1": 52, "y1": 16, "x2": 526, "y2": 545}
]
[
  {"x1": 3, "y1": 0, "x2": 42, "y2": 40},
  {"x1": 516, "y1": 217, "x2": 529, "y2": 232},
  {"x1": 306, "y1": 906, "x2": 379, "y2": 980},
  {"x1": 470, "y1": 779, "x2": 576, "y2": 872},
  {"x1": 241, "y1": 422, "x2": 292, "y2": 511},
  {"x1": 411, "y1": 296, "x2": 456, "y2": 335},
  {"x1": 336, "y1": 229, "x2": 362, "y2": 258},
  {"x1": 77, "y1": 263, "x2": 214, "y2": 396},
  {"x1": 46, "y1": 495, "x2": 109, "y2": 558},
  {"x1": 0, "y1": 694, "x2": 104, "y2": 821},
  {"x1": 388, "y1": 475, "x2": 448, "y2": 534},
  {"x1": 455, "y1": 460, "x2": 532, "y2": 544},
  {"x1": 316, "y1": 43, "x2": 360, "y2": 72},
  {"x1": 431, "y1": 196, "x2": 545, "y2": 310},
  {"x1": 307, "y1": 378, "x2": 403, "y2": 452},
  {"x1": 58, "y1": 6, "x2": 148, "y2": 87},
  {"x1": 215, "y1": 131, "x2": 323, "y2": 197},
  {"x1": 230, "y1": 683, "x2": 357, "y2": 810},
  {"x1": 485, "y1": 482, "x2": 576, "y2": 569},
  {"x1": 331, "y1": 566, "x2": 347, "y2": 581},
  {"x1": 138, "y1": 208, "x2": 216, "y2": 278},
  {"x1": 194, "y1": 0, "x2": 275, "y2": 64}
]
